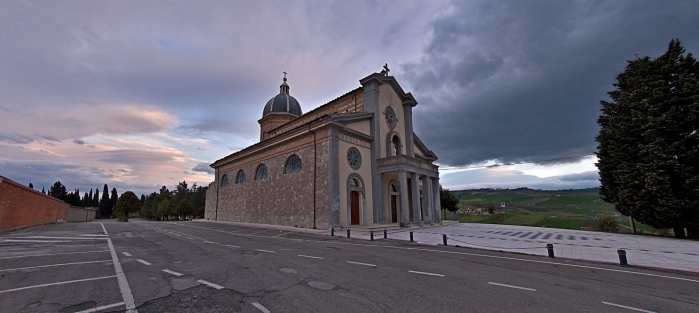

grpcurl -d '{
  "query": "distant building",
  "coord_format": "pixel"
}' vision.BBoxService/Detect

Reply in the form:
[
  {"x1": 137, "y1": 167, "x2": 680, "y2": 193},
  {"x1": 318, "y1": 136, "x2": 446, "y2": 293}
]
[{"x1": 205, "y1": 71, "x2": 441, "y2": 230}]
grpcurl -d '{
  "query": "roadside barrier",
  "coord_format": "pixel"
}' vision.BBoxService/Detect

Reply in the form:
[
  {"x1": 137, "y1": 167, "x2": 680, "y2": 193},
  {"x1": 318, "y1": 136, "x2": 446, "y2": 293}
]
[
  {"x1": 331, "y1": 228, "x2": 334, "y2": 236},
  {"x1": 443, "y1": 234, "x2": 448, "y2": 246},
  {"x1": 410, "y1": 231, "x2": 414, "y2": 242},
  {"x1": 618, "y1": 249, "x2": 628, "y2": 266},
  {"x1": 347, "y1": 229, "x2": 350, "y2": 238},
  {"x1": 370, "y1": 231, "x2": 374, "y2": 241},
  {"x1": 547, "y1": 244, "x2": 555, "y2": 258}
]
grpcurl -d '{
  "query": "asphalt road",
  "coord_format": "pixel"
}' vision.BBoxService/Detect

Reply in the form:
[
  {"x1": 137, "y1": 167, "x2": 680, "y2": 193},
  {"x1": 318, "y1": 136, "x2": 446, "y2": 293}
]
[{"x1": 1, "y1": 219, "x2": 698, "y2": 313}]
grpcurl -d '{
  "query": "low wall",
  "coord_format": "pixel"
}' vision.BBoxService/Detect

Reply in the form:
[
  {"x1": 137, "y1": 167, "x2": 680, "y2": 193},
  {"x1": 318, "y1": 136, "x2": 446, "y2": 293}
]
[
  {"x1": 67, "y1": 206, "x2": 97, "y2": 222},
  {"x1": 0, "y1": 175, "x2": 69, "y2": 233}
]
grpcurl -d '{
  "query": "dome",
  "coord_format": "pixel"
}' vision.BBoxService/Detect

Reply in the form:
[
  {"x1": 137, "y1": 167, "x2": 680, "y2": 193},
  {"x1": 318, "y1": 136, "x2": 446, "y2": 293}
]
[{"x1": 262, "y1": 74, "x2": 302, "y2": 118}]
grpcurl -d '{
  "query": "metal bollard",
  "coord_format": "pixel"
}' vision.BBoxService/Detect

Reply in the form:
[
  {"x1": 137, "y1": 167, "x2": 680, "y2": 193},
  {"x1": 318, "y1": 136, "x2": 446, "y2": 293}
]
[
  {"x1": 331, "y1": 228, "x2": 334, "y2": 236},
  {"x1": 384, "y1": 230, "x2": 387, "y2": 239},
  {"x1": 547, "y1": 244, "x2": 555, "y2": 258},
  {"x1": 443, "y1": 234, "x2": 448, "y2": 246},
  {"x1": 618, "y1": 249, "x2": 628, "y2": 266},
  {"x1": 410, "y1": 231, "x2": 414, "y2": 242},
  {"x1": 347, "y1": 229, "x2": 350, "y2": 238},
  {"x1": 370, "y1": 231, "x2": 374, "y2": 241}
]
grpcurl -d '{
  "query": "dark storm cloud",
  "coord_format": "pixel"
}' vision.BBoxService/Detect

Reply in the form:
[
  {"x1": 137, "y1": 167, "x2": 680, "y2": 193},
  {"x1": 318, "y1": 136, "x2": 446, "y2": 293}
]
[
  {"x1": 192, "y1": 162, "x2": 214, "y2": 174},
  {"x1": 402, "y1": 1, "x2": 699, "y2": 167},
  {"x1": 73, "y1": 139, "x2": 85, "y2": 145},
  {"x1": 0, "y1": 132, "x2": 33, "y2": 144}
]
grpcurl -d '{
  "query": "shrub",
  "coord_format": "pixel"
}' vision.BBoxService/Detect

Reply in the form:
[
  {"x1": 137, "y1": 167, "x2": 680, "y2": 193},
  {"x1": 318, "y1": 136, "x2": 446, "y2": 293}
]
[{"x1": 596, "y1": 214, "x2": 619, "y2": 232}]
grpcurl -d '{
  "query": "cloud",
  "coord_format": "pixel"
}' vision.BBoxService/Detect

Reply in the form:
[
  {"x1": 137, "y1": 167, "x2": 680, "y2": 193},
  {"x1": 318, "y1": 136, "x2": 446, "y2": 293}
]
[
  {"x1": 442, "y1": 168, "x2": 600, "y2": 190},
  {"x1": 192, "y1": 162, "x2": 214, "y2": 174},
  {"x1": 402, "y1": 1, "x2": 699, "y2": 167},
  {"x1": 557, "y1": 171, "x2": 599, "y2": 182},
  {"x1": 73, "y1": 139, "x2": 85, "y2": 145}
]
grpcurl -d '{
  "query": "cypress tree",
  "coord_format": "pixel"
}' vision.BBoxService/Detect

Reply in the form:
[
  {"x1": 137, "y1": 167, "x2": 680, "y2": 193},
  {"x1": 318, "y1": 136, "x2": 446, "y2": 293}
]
[
  {"x1": 110, "y1": 188, "x2": 119, "y2": 215},
  {"x1": 596, "y1": 39, "x2": 699, "y2": 239},
  {"x1": 100, "y1": 184, "x2": 110, "y2": 218},
  {"x1": 28, "y1": 182, "x2": 33, "y2": 189},
  {"x1": 93, "y1": 189, "x2": 100, "y2": 207}
]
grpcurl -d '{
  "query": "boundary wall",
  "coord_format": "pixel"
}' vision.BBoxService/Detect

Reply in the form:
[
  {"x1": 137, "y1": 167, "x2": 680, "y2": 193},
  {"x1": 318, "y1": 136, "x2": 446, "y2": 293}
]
[
  {"x1": 0, "y1": 175, "x2": 69, "y2": 233},
  {"x1": 67, "y1": 206, "x2": 97, "y2": 223}
]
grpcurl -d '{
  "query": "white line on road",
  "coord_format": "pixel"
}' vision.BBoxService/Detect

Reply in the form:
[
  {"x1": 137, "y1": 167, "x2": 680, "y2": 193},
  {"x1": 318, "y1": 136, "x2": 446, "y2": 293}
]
[
  {"x1": 136, "y1": 259, "x2": 151, "y2": 266},
  {"x1": 225, "y1": 245, "x2": 239, "y2": 248},
  {"x1": 0, "y1": 275, "x2": 116, "y2": 294},
  {"x1": 197, "y1": 279, "x2": 224, "y2": 290},
  {"x1": 80, "y1": 234, "x2": 110, "y2": 237},
  {"x1": 16, "y1": 236, "x2": 107, "y2": 240},
  {"x1": 162, "y1": 269, "x2": 183, "y2": 276},
  {"x1": 0, "y1": 250, "x2": 110, "y2": 260},
  {"x1": 122, "y1": 252, "x2": 132, "y2": 257},
  {"x1": 247, "y1": 230, "x2": 272, "y2": 235},
  {"x1": 252, "y1": 302, "x2": 271, "y2": 313},
  {"x1": 347, "y1": 261, "x2": 376, "y2": 267},
  {"x1": 408, "y1": 270, "x2": 444, "y2": 277},
  {"x1": 73, "y1": 302, "x2": 125, "y2": 313},
  {"x1": 2, "y1": 239, "x2": 73, "y2": 243},
  {"x1": 0, "y1": 260, "x2": 111, "y2": 272},
  {"x1": 106, "y1": 237, "x2": 137, "y2": 313},
  {"x1": 255, "y1": 249, "x2": 276, "y2": 253},
  {"x1": 602, "y1": 301, "x2": 656, "y2": 313},
  {"x1": 488, "y1": 282, "x2": 536, "y2": 291},
  {"x1": 186, "y1": 237, "x2": 195, "y2": 240},
  {"x1": 100, "y1": 223, "x2": 108, "y2": 235},
  {"x1": 298, "y1": 254, "x2": 324, "y2": 259},
  {"x1": 202, "y1": 241, "x2": 215, "y2": 244}
]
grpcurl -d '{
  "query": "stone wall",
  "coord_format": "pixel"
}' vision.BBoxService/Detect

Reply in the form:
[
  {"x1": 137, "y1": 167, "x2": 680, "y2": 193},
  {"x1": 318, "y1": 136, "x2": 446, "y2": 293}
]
[
  {"x1": 206, "y1": 128, "x2": 330, "y2": 229},
  {"x1": 0, "y1": 175, "x2": 69, "y2": 233}
]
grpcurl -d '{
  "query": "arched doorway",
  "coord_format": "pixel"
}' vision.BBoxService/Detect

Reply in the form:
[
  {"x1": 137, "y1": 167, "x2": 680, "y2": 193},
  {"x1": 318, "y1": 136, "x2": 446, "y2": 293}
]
[
  {"x1": 347, "y1": 174, "x2": 365, "y2": 226},
  {"x1": 350, "y1": 190, "x2": 360, "y2": 225},
  {"x1": 389, "y1": 181, "x2": 399, "y2": 223}
]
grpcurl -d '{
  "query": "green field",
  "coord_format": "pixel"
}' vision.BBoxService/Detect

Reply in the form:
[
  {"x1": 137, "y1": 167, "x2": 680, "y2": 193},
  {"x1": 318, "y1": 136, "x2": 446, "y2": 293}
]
[{"x1": 451, "y1": 188, "x2": 659, "y2": 234}]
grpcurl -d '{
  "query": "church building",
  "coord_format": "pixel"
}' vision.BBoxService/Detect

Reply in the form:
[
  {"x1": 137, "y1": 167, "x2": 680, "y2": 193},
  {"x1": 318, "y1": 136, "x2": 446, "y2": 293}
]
[{"x1": 205, "y1": 69, "x2": 441, "y2": 230}]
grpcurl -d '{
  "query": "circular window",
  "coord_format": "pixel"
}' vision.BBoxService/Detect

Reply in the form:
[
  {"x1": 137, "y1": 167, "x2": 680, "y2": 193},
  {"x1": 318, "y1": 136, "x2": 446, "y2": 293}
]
[
  {"x1": 347, "y1": 147, "x2": 362, "y2": 170},
  {"x1": 384, "y1": 106, "x2": 397, "y2": 129}
]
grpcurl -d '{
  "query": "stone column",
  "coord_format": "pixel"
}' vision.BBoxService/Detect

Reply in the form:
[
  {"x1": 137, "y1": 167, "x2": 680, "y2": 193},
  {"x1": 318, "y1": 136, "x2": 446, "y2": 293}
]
[
  {"x1": 410, "y1": 172, "x2": 421, "y2": 226},
  {"x1": 376, "y1": 173, "x2": 384, "y2": 224},
  {"x1": 422, "y1": 175, "x2": 433, "y2": 226},
  {"x1": 398, "y1": 170, "x2": 411, "y2": 228},
  {"x1": 432, "y1": 177, "x2": 442, "y2": 225},
  {"x1": 328, "y1": 125, "x2": 341, "y2": 230}
]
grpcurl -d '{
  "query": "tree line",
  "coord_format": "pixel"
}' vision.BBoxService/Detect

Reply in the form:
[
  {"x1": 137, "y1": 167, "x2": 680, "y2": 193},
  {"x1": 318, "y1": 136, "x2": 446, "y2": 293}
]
[{"x1": 33, "y1": 180, "x2": 207, "y2": 221}]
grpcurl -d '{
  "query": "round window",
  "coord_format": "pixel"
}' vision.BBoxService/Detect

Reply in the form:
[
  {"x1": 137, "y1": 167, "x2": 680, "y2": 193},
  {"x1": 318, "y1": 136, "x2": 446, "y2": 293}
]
[
  {"x1": 384, "y1": 106, "x2": 397, "y2": 128},
  {"x1": 347, "y1": 147, "x2": 362, "y2": 170}
]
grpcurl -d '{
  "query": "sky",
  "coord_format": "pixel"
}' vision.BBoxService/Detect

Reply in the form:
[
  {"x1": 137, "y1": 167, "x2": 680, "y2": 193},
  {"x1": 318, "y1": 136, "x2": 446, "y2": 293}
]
[{"x1": 1, "y1": 1, "x2": 698, "y2": 196}]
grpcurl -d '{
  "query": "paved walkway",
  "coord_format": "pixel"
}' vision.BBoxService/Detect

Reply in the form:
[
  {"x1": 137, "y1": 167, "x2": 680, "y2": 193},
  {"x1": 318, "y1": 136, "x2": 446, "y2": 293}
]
[{"x1": 359, "y1": 223, "x2": 699, "y2": 274}]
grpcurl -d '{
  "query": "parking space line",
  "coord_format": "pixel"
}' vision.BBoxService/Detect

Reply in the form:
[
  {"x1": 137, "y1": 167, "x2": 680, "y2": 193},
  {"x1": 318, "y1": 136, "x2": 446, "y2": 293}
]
[
  {"x1": 0, "y1": 250, "x2": 110, "y2": 260},
  {"x1": 347, "y1": 261, "x2": 376, "y2": 267},
  {"x1": 162, "y1": 269, "x2": 183, "y2": 276},
  {"x1": 73, "y1": 301, "x2": 125, "y2": 313},
  {"x1": 225, "y1": 245, "x2": 239, "y2": 248},
  {"x1": 106, "y1": 237, "x2": 137, "y2": 312},
  {"x1": 197, "y1": 279, "x2": 224, "y2": 290},
  {"x1": 100, "y1": 223, "x2": 108, "y2": 235},
  {"x1": 0, "y1": 260, "x2": 111, "y2": 272},
  {"x1": 0, "y1": 275, "x2": 116, "y2": 294},
  {"x1": 122, "y1": 252, "x2": 132, "y2": 257},
  {"x1": 252, "y1": 302, "x2": 271, "y2": 313},
  {"x1": 408, "y1": 270, "x2": 444, "y2": 277},
  {"x1": 602, "y1": 301, "x2": 655, "y2": 312},
  {"x1": 255, "y1": 249, "x2": 275, "y2": 253},
  {"x1": 2, "y1": 239, "x2": 73, "y2": 243},
  {"x1": 298, "y1": 254, "x2": 324, "y2": 259},
  {"x1": 488, "y1": 282, "x2": 536, "y2": 291},
  {"x1": 136, "y1": 259, "x2": 151, "y2": 266}
]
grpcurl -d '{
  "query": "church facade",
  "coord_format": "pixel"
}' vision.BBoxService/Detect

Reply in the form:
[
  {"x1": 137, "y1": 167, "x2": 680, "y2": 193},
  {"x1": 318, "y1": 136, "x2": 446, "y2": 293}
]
[{"x1": 205, "y1": 71, "x2": 441, "y2": 230}]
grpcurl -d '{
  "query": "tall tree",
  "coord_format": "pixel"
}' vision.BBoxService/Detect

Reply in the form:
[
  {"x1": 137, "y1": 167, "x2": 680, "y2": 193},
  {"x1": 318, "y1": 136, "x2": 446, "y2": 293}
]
[
  {"x1": 49, "y1": 181, "x2": 68, "y2": 201},
  {"x1": 596, "y1": 39, "x2": 699, "y2": 239},
  {"x1": 41, "y1": 187, "x2": 45, "y2": 194},
  {"x1": 83, "y1": 192, "x2": 90, "y2": 206},
  {"x1": 93, "y1": 188, "x2": 100, "y2": 207},
  {"x1": 28, "y1": 182, "x2": 33, "y2": 189},
  {"x1": 110, "y1": 188, "x2": 118, "y2": 211},
  {"x1": 99, "y1": 184, "x2": 110, "y2": 218},
  {"x1": 113, "y1": 191, "x2": 141, "y2": 222},
  {"x1": 439, "y1": 185, "x2": 459, "y2": 217}
]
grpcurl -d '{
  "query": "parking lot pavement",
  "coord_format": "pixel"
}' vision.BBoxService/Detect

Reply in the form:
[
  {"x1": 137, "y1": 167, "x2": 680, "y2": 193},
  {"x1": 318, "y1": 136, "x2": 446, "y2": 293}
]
[{"x1": 0, "y1": 222, "x2": 134, "y2": 313}]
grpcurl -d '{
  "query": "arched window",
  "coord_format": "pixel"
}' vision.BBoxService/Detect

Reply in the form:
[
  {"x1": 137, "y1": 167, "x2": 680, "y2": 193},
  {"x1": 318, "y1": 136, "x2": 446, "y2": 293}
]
[
  {"x1": 284, "y1": 154, "x2": 302, "y2": 173},
  {"x1": 350, "y1": 178, "x2": 361, "y2": 187},
  {"x1": 220, "y1": 174, "x2": 229, "y2": 186},
  {"x1": 255, "y1": 164, "x2": 268, "y2": 180},
  {"x1": 262, "y1": 132, "x2": 268, "y2": 140},
  {"x1": 392, "y1": 135, "x2": 401, "y2": 156},
  {"x1": 390, "y1": 182, "x2": 398, "y2": 192},
  {"x1": 235, "y1": 170, "x2": 246, "y2": 184}
]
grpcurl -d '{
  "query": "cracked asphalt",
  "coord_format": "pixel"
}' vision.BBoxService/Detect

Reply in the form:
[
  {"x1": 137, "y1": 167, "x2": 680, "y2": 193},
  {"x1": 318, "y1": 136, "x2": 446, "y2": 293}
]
[{"x1": 1, "y1": 219, "x2": 699, "y2": 313}]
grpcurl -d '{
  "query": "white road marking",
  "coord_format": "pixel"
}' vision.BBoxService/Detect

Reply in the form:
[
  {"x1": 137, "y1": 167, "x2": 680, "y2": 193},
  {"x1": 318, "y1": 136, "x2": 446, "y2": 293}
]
[
  {"x1": 162, "y1": 269, "x2": 183, "y2": 276},
  {"x1": 175, "y1": 234, "x2": 181, "y2": 236},
  {"x1": 298, "y1": 254, "x2": 324, "y2": 259},
  {"x1": 106, "y1": 237, "x2": 137, "y2": 313},
  {"x1": 247, "y1": 230, "x2": 272, "y2": 235},
  {"x1": 602, "y1": 301, "x2": 656, "y2": 313},
  {"x1": 0, "y1": 260, "x2": 111, "y2": 272},
  {"x1": 80, "y1": 234, "x2": 110, "y2": 237},
  {"x1": 408, "y1": 270, "x2": 444, "y2": 277},
  {"x1": 347, "y1": 261, "x2": 376, "y2": 267},
  {"x1": 0, "y1": 250, "x2": 110, "y2": 260},
  {"x1": 488, "y1": 282, "x2": 536, "y2": 291},
  {"x1": 186, "y1": 237, "x2": 195, "y2": 240},
  {"x1": 202, "y1": 241, "x2": 215, "y2": 244},
  {"x1": 197, "y1": 279, "x2": 224, "y2": 290},
  {"x1": 100, "y1": 223, "x2": 108, "y2": 235},
  {"x1": 136, "y1": 259, "x2": 151, "y2": 266},
  {"x1": 252, "y1": 302, "x2": 271, "y2": 313},
  {"x1": 16, "y1": 236, "x2": 107, "y2": 240},
  {"x1": 2, "y1": 239, "x2": 72, "y2": 243},
  {"x1": 273, "y1": 232, "x2": 289, "y2": 237},
  {"x1": 73, "y1": 301, "x2": 125, "y2": 313},
  {"x1": 255, "y1": 249, "x2": 276, "y2": 253},
  {"x1": 225, "y1": 245, "x2": 239, "y2": 248},
  {"x1": 0, "y1": 275, "x2": 116, "y2": 294},
  {"x1": 122, "y1": 252, "x2": 132, "y2": 257}
]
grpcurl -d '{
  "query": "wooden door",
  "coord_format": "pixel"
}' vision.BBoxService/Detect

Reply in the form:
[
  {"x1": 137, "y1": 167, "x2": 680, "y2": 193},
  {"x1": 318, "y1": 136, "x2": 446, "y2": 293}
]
[
  {"x1": 420, "y1": 198, "x2": 424, "y2": 221},
  {"x1": 351, "y1": 191, "x2": 360, "y2": 225},
  {"x1": 391, "y1": 195, "x2": 398, "y2": 223}
]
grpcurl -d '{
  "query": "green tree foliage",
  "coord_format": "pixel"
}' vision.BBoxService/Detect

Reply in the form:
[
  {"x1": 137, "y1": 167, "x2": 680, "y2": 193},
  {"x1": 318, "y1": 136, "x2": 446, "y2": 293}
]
[
  {"x1": 596, "y1": 39, "x2": 699, "y2": 239},
  {"x1": 158, "y1": 198, "x2": 171, "y2": 221},
  {"x1": 440, "y1": 184, "x2": 459, "y2": 220},
  {"x1": 177, "y1": 198, "x2": 194, "y2": 220},
  {"x1": 93, "y1": 188, "x2": 99, "y2": 207},
  {"x1": 596, "y1": 214, "x2": 619, "y2": 233},
  {"x1": 113, "y1": 191, "x2": 141, "y2": 222},
  {"x1": 49, "y1": 181, "x2": 68, "y2": 201},
  {"x1": 110, "y1": 188, "x2": 119, "y2": 212}
]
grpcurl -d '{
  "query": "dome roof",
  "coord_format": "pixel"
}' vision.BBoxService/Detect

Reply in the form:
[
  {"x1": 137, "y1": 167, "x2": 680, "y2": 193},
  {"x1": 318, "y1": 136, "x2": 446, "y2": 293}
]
[{"x1": 262, "y1": 74, "x2": 302, "y2": 118}]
